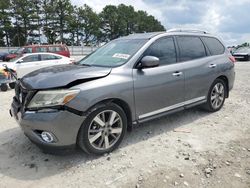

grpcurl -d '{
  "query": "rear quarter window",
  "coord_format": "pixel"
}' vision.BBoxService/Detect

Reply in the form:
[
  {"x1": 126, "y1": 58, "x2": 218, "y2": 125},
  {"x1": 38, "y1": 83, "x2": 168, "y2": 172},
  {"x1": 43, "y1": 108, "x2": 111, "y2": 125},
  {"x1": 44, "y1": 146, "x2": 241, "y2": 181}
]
[
  {"x1": 177, "y1": 36, "x2": 206, "y2": 62},
  {"x1": 201, "y1": 37, "x2": 225, "y2": 55}
]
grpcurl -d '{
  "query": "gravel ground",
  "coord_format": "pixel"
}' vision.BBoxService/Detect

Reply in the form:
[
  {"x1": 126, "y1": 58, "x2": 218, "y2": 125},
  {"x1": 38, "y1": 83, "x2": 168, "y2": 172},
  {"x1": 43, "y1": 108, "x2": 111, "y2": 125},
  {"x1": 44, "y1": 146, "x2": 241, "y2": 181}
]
[{"x1": 0, "y1": 61, "x2": 249, "y2": 188}]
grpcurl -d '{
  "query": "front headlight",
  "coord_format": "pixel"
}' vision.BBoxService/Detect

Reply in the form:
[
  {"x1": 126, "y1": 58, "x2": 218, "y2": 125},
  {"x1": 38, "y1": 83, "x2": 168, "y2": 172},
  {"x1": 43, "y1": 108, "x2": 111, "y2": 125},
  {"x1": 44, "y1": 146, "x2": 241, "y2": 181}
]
[{"x1": 28, "y1": 89, "x2": 80, "y2": 108}]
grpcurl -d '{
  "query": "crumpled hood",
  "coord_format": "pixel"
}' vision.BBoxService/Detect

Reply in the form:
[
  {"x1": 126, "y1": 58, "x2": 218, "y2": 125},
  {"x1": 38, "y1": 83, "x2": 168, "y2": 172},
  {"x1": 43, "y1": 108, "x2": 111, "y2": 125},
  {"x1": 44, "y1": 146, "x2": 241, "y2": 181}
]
[{"x1": 21, "y1": 64, "x2": 112, "y2": 90}]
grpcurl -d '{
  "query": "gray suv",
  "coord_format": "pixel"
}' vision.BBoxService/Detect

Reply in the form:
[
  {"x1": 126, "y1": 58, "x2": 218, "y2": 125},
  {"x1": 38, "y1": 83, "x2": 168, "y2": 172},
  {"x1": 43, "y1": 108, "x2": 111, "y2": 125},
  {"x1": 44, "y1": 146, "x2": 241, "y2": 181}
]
[{"x1": 10, "y1": 29, "x2": 235, "y2": 154}]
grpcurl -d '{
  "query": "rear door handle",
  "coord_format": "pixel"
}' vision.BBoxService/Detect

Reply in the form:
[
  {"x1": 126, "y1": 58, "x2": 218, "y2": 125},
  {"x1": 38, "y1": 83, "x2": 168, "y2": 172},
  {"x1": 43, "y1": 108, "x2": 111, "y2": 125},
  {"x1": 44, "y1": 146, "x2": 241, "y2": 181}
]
[
  {"x1": 209, "y1": 64, "x2": 217, "y2": 68},
  {"x1": 172, "y1": 71, "x2": 183, "y2": 76}
]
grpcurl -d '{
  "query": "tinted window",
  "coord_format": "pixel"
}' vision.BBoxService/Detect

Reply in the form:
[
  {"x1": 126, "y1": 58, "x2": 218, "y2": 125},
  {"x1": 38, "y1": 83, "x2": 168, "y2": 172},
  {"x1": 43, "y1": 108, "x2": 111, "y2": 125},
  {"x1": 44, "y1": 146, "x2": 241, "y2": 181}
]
[
  {"x1": 23, "y1": 47, "x2": 33, "y2": 53},
  {"x1": 48, "y1": 46, "x2": 63, "y2": 52},
  {"x1": 202, "y1": 37, "x2": 225, "y2": 55},
  {"x1": 22, "y1": 55, "x2": 39, "y2": 63},
  {"x1": 177, "y1": 36, "x2": 206, "y2": 61},
  {"x1": 36, "y1": 47, "x2": 48, "y2": 52},
  {"x1": 41, "y1": 54, "x2": 61, "y2": 60},
  {"x1": 144, "y1": 37, "x2": 176, "y2": 65}
]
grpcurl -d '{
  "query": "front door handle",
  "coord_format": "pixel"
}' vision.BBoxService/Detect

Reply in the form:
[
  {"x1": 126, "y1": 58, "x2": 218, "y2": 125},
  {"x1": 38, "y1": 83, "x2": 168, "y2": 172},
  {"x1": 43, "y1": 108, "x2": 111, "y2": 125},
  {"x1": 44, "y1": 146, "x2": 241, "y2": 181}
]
[
  {"x1": 172, "y1": 71, "x2": 183, "y2": 76},
  {"x1": 209, "y1": 64, "x2": 217, "y2": 68}
]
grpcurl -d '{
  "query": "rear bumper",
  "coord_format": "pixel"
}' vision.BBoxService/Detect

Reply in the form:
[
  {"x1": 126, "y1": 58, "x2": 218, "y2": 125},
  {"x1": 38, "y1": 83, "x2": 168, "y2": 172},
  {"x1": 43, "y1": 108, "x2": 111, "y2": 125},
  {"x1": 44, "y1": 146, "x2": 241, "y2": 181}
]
[{"x1": 10, "y1": 101, "x2": 85, "y2": 151}]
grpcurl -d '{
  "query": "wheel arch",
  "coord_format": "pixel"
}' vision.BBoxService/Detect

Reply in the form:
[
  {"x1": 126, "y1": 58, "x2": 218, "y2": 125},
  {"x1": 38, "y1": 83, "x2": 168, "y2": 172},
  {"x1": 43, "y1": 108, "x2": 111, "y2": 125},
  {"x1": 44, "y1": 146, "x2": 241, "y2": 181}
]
[
  {"x1": 85, "y1": 98, "x2": 133, "y2": 131},
  {"x1": 216, "y1": 75, "x2": 229, "y2": 98}
]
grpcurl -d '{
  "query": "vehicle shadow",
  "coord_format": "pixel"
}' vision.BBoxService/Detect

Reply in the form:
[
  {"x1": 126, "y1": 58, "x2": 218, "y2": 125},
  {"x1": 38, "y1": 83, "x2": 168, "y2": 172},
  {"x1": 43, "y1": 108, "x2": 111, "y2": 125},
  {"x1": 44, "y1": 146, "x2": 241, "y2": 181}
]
[{"x1": 0, "y1": 107, "x2": 212, "y2": 181}]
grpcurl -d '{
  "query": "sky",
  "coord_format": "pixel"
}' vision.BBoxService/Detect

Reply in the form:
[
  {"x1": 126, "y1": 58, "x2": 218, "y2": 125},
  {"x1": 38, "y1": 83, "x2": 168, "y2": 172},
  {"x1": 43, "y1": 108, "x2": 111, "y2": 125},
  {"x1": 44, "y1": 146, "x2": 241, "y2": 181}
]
[{"x1": 71, "y1": 0, "x2": 250, "y2": 46}]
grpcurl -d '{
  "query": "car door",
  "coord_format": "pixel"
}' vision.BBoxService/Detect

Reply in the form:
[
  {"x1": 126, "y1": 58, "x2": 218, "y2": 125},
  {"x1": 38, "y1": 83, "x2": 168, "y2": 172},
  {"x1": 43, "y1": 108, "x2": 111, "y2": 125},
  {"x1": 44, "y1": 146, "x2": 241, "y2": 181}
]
[
  {"x1": 15, "y1": 54, "x2": 40, "y2": 78},
  {"x1": 176, "y1": 36, "x2": 218, "y2": 102},
  {"x1": 133, "y1": 37, "x2": 185, "y2": 120}
]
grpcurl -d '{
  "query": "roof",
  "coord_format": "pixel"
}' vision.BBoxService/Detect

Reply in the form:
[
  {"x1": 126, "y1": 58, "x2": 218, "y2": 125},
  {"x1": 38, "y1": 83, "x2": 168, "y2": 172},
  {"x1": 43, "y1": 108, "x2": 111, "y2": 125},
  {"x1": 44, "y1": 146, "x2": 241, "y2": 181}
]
[
  {"x1": 118, "y1": 29, "x2": 214, "y2": 40},
  {"x1": 119, "y1": 32, "x2": 165, "y2": 40}
]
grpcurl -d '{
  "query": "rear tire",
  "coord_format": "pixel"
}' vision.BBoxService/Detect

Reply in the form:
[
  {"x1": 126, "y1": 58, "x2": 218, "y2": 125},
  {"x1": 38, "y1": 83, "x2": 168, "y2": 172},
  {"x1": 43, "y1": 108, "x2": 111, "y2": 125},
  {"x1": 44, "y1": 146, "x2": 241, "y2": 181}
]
[
  {"x1": 77, "y1": 102, "x2": 127, "y2": 155},
  {"x1": 203, "y1": 78, "x2": 226, "y2": 112},
  {"x1": 0, "y1": 83, "x2": 8, "y2": 91}
]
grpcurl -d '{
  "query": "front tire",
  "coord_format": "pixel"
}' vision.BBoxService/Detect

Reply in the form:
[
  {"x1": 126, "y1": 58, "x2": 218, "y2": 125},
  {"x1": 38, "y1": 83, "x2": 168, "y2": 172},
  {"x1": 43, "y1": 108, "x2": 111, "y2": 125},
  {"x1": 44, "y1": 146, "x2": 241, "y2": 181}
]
[
  {"x1": 77, "y1": 103, "x2": 127, "y2": 155},
  {"x1": 203, "y1": 78, "x2": 226, "y2": 112}
]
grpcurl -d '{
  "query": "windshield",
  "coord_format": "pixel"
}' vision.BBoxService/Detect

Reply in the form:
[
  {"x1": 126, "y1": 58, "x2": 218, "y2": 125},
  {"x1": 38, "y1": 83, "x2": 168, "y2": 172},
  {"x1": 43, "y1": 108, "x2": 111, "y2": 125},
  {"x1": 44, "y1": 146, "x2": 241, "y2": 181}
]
[
  {"x1": 14, "y1": 47, "x2": 24, "y2": 54},
  {"x1": 78, "y1": 39, "x2": 147, "y2": 67}
]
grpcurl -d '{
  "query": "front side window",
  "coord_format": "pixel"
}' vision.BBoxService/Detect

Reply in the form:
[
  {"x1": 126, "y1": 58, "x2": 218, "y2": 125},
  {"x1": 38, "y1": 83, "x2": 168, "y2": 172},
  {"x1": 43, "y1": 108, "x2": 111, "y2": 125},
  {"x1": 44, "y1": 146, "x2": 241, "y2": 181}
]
[
  {"x1": 177, "y1": 36, "x2": 206, "y2": 61},
  {"x1": 22, "y1": 55, "x2": 40, "y2": 63},
  {"x1": 144, "y1": 37, "x2": 176, "y2": 65},
  {"x1": 78, "y1": 39, "x2": 147, "y2": 67}
]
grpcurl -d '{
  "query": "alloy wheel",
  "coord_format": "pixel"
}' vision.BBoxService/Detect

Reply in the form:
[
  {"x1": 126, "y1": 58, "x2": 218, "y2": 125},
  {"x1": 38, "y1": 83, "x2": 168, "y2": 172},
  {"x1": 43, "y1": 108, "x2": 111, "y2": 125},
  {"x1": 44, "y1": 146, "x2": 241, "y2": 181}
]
[
  {"x1": 88, "y1": 110, "x2": 123, "y2": 150},
  {"x1": 210, "y1": 83, "x2": 225, "y2": 109}
]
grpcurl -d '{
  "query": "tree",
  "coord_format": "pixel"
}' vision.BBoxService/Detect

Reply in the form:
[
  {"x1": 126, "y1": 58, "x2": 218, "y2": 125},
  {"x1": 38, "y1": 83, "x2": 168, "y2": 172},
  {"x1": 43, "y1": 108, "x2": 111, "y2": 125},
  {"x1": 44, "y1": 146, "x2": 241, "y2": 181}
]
[
  {"x1": 54, "y1": 0, "x2": 73, "y2": 43},
  {"x1": 11, "y1": 0, "x2": 38, "y2": 46},
  {"x1": 78, "y1": 4, "x2": 101, "y2": 46},
  {"x1": 100, "y1": 5, "x2": 119, "y2": 40},
  {"x1": 100, "y1": 4, "x2": 165, "y2": 41},
  {"x1": 0, "y1": 0, "x2": 12, "y2": 46},
  {"x1": 135, "y1": 10, "x2": 165, "y2": 33},
  {"x1": 0, "y1": 2, "x2": 166, "y2": 46}
]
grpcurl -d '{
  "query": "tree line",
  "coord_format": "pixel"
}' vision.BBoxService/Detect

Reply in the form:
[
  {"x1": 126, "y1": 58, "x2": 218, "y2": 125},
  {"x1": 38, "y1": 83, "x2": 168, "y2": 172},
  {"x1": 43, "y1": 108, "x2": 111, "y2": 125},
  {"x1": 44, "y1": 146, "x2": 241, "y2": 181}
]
[{"x1": 0, "y1": 0, "x2": 166, "y2": 47}]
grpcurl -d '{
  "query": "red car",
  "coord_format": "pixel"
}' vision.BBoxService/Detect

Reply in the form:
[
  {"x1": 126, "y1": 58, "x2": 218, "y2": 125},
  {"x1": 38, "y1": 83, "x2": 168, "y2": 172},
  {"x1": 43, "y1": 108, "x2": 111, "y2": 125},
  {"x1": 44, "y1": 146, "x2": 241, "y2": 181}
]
[{"x1": 5, "y1": 44, "x2": 70, "y2": 61}]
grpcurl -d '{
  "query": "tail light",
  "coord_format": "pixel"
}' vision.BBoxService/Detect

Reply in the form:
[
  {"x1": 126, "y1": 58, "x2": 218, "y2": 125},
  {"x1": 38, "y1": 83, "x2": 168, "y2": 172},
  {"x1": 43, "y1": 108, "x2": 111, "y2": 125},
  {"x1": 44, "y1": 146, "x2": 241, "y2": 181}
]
[{"x1": 229, "y1": 55, "x2": 236, "y2": 63}]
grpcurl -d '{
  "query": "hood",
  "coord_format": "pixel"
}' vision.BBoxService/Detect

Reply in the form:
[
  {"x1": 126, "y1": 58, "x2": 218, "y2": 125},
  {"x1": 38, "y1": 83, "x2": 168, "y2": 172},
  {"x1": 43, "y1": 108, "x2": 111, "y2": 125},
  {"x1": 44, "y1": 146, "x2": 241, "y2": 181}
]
[{"x1": 21, "y1": 64, "x2": 112, "y2": 90}]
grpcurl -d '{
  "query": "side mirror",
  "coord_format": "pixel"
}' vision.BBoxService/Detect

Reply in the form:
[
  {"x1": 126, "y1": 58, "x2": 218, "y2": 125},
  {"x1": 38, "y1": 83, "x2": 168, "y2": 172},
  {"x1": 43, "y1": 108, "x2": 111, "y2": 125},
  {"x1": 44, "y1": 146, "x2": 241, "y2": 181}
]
[
  {"x1": 16, "y1": 59, "x2": 23, "y2": 64},
  {"x1": 139, "y1": 56, "x2": 159, "y2": 69}
]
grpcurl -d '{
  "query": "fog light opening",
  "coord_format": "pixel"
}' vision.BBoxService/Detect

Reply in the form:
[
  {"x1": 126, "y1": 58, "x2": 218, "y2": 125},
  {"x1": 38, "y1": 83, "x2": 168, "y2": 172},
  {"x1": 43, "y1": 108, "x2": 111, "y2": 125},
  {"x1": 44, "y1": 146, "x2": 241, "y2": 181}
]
[{"x1": 41, "y1": 131, "x2": 54, "y2": 143}]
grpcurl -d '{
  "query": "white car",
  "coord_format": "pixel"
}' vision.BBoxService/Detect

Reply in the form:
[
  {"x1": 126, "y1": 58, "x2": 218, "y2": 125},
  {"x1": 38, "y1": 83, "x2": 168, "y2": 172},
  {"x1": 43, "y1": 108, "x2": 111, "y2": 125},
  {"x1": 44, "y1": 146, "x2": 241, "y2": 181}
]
[{"x1": 0, "y1": 52, "x2": 74, "y2": 78}]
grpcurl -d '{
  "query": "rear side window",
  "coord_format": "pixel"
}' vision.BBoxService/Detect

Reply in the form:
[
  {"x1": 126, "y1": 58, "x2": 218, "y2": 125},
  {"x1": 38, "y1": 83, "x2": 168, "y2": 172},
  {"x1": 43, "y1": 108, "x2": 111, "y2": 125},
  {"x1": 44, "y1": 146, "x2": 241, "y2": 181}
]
[
  {"x1": 202, "y1": 37, "x2": 225, "y2": 55},
  {"x1": 23, "y1": 47, "x2": 33, "y2": 53},
  {"x1": 48, "y1": 46, "x2": 63, "y2": 52},
  {"x1": 36, "y1": 47, "x2": 48, "y2": 52},
  {"x1": 144, "y1": 37, "x2": 176, "y2": 65},
  {"x1": 41, "y1": 54, "x2": 61, "y2": 60},
  {"x1": 177, "y1": 36, "x2": 206, "y2": 61}
]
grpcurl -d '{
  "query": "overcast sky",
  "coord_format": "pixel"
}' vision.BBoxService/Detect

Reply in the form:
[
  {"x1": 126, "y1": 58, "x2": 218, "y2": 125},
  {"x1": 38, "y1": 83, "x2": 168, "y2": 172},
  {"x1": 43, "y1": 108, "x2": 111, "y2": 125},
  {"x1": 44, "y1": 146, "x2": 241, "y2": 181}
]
[{"x1": 71, "y1": 0, "x2": 250, "y2": 46}]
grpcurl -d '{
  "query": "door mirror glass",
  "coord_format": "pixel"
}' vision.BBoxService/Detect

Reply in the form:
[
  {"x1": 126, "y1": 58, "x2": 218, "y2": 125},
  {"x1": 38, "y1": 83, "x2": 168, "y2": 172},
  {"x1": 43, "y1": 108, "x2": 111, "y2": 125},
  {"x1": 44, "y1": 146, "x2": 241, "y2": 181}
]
[{"x1": 139, "y1": 56, "x2": 159, "y2": 69}]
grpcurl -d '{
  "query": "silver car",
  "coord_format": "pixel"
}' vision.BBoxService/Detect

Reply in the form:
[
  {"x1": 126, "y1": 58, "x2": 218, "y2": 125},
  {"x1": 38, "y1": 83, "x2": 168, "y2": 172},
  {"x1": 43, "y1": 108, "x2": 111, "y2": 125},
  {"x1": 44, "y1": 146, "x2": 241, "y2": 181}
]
[{"x1": 10, "y1": 29, "x2": 235, "y2": 154}]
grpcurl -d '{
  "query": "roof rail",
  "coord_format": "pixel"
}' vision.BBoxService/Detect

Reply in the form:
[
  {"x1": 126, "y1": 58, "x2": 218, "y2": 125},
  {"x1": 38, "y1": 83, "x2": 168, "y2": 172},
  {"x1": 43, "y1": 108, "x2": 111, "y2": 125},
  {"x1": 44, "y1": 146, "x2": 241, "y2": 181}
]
[{"x1": 167, "y1": 28, "x2": 209, "y2": 34}]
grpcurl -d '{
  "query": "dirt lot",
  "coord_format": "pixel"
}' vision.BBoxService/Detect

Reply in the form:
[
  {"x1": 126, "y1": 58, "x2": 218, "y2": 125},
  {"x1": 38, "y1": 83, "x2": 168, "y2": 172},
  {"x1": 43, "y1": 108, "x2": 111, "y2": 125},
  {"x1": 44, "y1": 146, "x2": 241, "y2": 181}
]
[{"x1": 0, "y1": 61, "x2": 249, "y2": 188}]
